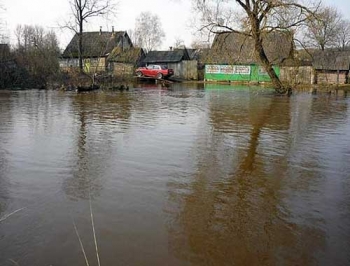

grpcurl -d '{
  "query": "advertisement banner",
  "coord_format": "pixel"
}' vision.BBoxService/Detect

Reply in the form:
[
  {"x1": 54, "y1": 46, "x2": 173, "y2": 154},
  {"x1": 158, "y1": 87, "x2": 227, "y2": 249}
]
[{"x1": 206, "y1": 65, "x2": 251, "y2": 75}]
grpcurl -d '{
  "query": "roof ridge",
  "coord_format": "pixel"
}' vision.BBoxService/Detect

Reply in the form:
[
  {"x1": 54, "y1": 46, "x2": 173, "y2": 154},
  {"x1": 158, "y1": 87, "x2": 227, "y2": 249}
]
[{"x1": 81, "y1": 30, "x2": 125, "y2": 33}]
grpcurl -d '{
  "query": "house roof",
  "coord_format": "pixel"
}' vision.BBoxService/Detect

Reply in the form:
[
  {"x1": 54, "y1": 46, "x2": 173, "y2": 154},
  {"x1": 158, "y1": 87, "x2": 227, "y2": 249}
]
[
  {"x1": 142, "y1": 49, "x2": 190, "y2": 64},
  {"x1": 186, "y1": 48, "x2": 200, "y2": 60},
  {"x1": 62, "y1": 31, "x2": 128, "y2": 58},
  {"x1": 312, "y1": 50, "x2": 350, "y2": 70},
  {"x1": 206, "y1": 31, "x2": 293, "y2": 65},
  {"x1": 107, "y1": 47, "x2": 145, "y2": 63},
  {"x1": 281, "y1": 49, "x2": 313, "y2": 67}
]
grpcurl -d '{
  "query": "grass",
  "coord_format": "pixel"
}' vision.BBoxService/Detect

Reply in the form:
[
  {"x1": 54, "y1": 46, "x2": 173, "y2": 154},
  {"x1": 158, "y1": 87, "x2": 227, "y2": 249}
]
[
  {"x1": 73, "y1": 218, "x2": 90, "y2": 266},
  {"x1": 1, "y1": 208, "x2": 26, "y2": 266},
  {"x1": 0, "y1": 199, "x2": 101, "y2": 266},
  {"x1": 8, "y1": 259, "x2": 20, "y2": 266},
  {"x1": 0, "y1": 208, "x2": 26, "y2": 223},
  {"x1": 73, "y1": 192, "x2": 101, "y2": 266},
  {"x1": 90, "y1": 192, "x2": 101, "y2": 266}
]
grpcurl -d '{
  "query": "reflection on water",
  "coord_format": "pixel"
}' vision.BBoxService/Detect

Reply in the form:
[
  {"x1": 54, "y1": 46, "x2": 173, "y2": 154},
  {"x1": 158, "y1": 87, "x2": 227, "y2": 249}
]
[
  {"x1": 168, "y1": 93, "x2": 316, "y2": 266},
  {"x1": 62, "y1": 92, "x2": 133, "y2": 200},
  {"x1": 0, "y1": 86, "x2": 349, "y2": 266}
]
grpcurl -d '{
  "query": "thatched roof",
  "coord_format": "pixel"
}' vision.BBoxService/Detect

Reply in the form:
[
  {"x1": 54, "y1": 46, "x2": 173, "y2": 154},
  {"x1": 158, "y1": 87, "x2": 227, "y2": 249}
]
[
  {"x1": 142, "y1": 49, "x2": 190, "y2": 64},
  {"x1": 312, "y1": 50, "x2": 350, "y2": 70},
  {"x1": 206, "y1": 31, "x2": 294, "y2": 65},
  {"x1": 280, "y1": 49, "x2": 313, "y2": 67},
  {"x1": 107, "y1": 47, "x2": 145, "y2": 65},
  {"x1": 62, "y1": 31, "x2": 130, "y2": 58}
]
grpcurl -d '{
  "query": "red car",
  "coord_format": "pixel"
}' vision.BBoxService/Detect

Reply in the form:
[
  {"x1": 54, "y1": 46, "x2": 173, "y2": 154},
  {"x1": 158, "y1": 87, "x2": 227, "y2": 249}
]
[{"x1": 135, "y1": 65, "x2": 174, "y2": 79}]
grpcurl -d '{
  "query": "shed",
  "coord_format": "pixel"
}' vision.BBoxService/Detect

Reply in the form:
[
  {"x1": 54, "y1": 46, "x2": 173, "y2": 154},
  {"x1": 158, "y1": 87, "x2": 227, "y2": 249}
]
[
  {"x1": 142, "y1": 49, "x2": 197, "y2": 80},
  {"x1": 312, "y1": 50, "x2": 350, "y2": 84},
  {"x1": 279, "y1": 51, "x2": 315, "y2": 85}
]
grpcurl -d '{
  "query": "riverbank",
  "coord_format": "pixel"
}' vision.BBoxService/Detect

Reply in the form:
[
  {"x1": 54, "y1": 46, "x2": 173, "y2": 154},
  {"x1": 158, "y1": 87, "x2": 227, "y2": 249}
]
[{"x1": 2, "y1": 77, "x2": 350, "y2": 95}]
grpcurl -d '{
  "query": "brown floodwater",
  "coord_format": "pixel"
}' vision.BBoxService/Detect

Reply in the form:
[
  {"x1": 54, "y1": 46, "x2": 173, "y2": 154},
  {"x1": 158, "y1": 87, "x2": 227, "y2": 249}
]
[{"x1": 0, "y1": 84, "x2": 349, "y2": 266}]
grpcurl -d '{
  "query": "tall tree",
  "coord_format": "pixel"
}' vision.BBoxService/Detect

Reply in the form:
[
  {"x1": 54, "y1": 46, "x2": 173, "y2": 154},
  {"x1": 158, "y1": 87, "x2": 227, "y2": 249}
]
[
  {"x1": 0, "y1": 1, "x2": 6, "y2": 42},
  {"x1": 192, "y1": 0, "x2": 320, "y2": 93},
  {"x1": 336, "y1": 19, "x2": 350, "y2": 50},
  {"x1": 303, "y1": 6, "x2": 341, "y2": 51},
  {"x1": 173, "y1": 36, "x2": 185, "y2": 49},
  {"x1": 127, "y1": 29, "x2": 137, "y2": 47},
  {"x1": 65, "y1": 0, "x2": 117, "y2": 71},
  {"x1": 14, "y1": 25, "x2": 60, "y2": 87},
  {"x1": 134, "y1": 12, "x2": 165, "y2": 53}
]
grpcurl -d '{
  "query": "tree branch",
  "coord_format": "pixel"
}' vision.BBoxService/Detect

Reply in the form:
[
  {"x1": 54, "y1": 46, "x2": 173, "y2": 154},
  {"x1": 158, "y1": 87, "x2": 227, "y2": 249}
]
[{"x1": 236, "y1": 0, "x2": 249, "y2": 13}]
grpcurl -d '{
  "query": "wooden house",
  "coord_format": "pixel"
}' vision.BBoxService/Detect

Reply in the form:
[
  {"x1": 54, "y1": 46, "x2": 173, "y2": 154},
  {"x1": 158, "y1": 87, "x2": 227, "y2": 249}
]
[
  {"x1": 204, "y1": 31, "x2": 294, "y2": 83},
  {"x1": 142, "y1": 49, "x2": 198, "y2": 80},
  {"x1": 107, "y1": 47, "x2": 146, "y2": 77},
  {"x1": 312, "y1": 50, "x2": 350, "y2": 84},
  {"x1": 60, "y1": 28, "x2": 133, "y2": 73}
]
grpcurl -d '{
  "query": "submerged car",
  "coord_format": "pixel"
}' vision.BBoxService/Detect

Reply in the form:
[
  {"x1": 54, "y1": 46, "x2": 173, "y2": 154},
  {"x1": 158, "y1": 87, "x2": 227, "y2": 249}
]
[{"x1": 135, "y1": 65, "x2": 174, "y2": 79}]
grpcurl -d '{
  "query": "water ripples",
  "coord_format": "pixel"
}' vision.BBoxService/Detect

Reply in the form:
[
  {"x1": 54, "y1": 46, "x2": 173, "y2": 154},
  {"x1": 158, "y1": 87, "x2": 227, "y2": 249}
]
[{"x1": 0, "y1": 87, "x2": 349, "y2": 266}]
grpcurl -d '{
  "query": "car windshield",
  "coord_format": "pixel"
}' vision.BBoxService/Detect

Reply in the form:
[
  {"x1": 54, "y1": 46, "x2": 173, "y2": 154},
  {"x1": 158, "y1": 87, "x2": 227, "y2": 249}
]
[{"x1": 145, "y1": 65, "x2": 168, "y2": 70}]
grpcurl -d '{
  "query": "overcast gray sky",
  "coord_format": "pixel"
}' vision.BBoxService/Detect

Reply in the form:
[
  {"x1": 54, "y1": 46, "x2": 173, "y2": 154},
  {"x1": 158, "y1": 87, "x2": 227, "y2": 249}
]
[{"x1": 1, "y1": 0, "x2": 350, "y2": 50}]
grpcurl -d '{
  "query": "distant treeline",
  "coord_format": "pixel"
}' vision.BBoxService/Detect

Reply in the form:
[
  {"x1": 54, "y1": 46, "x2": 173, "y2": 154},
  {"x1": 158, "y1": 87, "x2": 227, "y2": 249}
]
[{"x1": 0, "y1": 25, "x2": 61, "y2": 89}]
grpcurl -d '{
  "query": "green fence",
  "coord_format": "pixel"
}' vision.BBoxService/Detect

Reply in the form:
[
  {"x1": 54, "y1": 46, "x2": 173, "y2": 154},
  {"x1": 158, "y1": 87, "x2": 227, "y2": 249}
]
[{"x1": 205, "y1": 64, "x2": 280, "y2": 82}]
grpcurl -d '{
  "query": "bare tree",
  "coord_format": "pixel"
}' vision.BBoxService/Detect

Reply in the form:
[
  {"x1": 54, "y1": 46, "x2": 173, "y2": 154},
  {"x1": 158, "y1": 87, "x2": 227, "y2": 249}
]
[
  {"x1": 303, "y1": 6, "x2": 342, "y2": 51},
  {"x1": 190, "y1": 40, "x2": 210, "y2": 49},
  {"x1": 336, "y1": 19, "x2": 350, "y2": 50},
  {"x1": 127, "y1": 29, "x2": 137, "y2": 46},
  {"x1": 134, "y1": 12, "x2": 165, "y2": 53},
  {"x1": 190, "y1": 33, "x2": 212, "y2": 49},
  {"x1": 65, "y1": 0, "x2": 118, "y2": 71},
  {"x1": 192, "y1": 0, "x2": 320, "y2": 93},
  {"x1": 173, "y1": 36, "x2": 185, "y2": 49},
  {"x1": 14, "y1": 25, "x2": 60, "y2": 87},
  {"x1": 0, "y1": 1, "x2": 6, "y2": 42},
  {"x1": 15, "y1": 25, "x2": 46, "y2": 50}
]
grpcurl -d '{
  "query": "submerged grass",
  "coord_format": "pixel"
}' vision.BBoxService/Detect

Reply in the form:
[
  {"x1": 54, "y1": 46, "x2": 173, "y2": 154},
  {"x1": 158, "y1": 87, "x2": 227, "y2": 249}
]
[
  {"x1": 89, "y1": 192, "x2": 101, "y2": 266},
  {"x1": 73, "y1": 218, "x2": 90, "y2": 266},
  {"x1": 0, "y1": 208, "x2": 26, "y2": 223},
  {"x1": 72, "y1": 192, "x2": 101, "y2": 266},
  {"x1": 0, "y1": 198, "x2": 101, "y2": 265},
  {"x1": 8, "y1": 258, "x2": 20, "y2": 266}
]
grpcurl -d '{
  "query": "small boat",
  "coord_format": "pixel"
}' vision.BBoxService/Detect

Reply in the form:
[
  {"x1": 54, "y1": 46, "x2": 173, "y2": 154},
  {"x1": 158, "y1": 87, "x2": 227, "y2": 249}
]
[{"x1": 76, "y1": 84, "x2": 100, "y2": 92}]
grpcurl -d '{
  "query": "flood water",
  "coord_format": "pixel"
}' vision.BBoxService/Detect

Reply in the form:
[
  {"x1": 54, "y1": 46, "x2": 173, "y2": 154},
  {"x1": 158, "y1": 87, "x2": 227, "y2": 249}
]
[{"x1": 0, "y1": 84, "x2": 349, "y2": 266}]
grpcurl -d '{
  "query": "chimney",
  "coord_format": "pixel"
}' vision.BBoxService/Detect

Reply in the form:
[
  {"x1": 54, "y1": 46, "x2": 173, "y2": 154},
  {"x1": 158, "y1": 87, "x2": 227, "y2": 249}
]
[
  {"x1": 99, "y1": 26, "x2": 102, "y2": 35},
  {"x1": 112, "y1": 26, "x2": 114, "y2": 33},
  {"x1": 169, "y1": 46, "x2": 173, "y2": 51}
]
